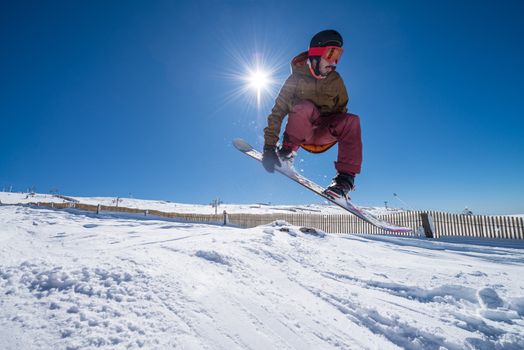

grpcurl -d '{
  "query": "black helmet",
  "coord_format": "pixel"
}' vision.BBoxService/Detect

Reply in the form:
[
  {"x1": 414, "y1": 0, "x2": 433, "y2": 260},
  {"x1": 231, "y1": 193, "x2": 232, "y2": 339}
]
[{"x1": 309, "y1": 29, "x2": 343, "y2": 48}]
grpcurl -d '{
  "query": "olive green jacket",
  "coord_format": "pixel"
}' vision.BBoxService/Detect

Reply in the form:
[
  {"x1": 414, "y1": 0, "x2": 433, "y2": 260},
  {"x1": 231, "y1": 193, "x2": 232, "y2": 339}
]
[{"x1": 263, "y1": 51, "x2": 349, "y2": 146}]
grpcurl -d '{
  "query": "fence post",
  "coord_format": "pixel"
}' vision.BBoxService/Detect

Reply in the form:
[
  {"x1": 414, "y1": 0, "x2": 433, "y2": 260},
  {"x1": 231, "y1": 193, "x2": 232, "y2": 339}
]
[
  {"x1": 223, "y1": 210, "x2": 228, "y2": 226},
  {"x1": 517, "y1": 218, "x2": 524, "y2": 239},
  {"x1": 420, "y1": 212, "x2": 434, "y2": 238}
]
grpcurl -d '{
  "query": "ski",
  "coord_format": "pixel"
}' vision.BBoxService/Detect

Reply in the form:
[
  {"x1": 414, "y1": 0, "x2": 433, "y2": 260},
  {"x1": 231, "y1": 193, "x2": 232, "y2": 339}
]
[{"x1": 233, "y1": 138, "x2": 412, "y2": 233}]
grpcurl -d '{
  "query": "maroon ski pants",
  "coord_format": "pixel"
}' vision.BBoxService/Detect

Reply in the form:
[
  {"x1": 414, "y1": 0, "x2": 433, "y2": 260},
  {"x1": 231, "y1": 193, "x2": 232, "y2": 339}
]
[{"x1": 284, "y1": 100, "x2": 363, "y2": 175}]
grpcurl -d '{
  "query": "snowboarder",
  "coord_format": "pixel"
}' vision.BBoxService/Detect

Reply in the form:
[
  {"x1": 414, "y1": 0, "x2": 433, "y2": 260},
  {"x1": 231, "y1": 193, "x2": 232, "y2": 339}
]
[{"x1": 262, "y1": 29, "x2": 362, "y2": 198}]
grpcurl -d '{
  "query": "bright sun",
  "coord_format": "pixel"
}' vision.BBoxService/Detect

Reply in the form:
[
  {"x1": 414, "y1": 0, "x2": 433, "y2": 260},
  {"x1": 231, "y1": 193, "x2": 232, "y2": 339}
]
[
  {"x1": 248, "y1": 70, "x2": 269, "y2": 90},
  {"x1": 222, "y1": 45, "x2": 283, "y2": 111},
  {"x1": 245, "y1": 68, "x2": 272, "y2": 108},
  {"x1": 222, "y1": 51, "x2": 279, "y2": 111}
]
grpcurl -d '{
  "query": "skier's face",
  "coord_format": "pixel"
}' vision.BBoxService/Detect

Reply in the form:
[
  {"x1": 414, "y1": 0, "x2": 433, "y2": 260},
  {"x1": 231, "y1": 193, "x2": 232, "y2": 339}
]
[{"x1": 318, "y1": 57, "x2": 335, "y2": 76}]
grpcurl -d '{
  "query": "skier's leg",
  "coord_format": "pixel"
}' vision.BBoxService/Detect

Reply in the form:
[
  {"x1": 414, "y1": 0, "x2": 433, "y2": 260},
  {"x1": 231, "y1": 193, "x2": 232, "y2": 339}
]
[
  {"x1": 329, "y1": 113, "x2": 362, "y2": 175},
  {"x1": 286, "y1": 104, "x2": 362, "y2": 174},
  {"x1": 283, "y1": 100, "x2": 320, "y2": 149}
]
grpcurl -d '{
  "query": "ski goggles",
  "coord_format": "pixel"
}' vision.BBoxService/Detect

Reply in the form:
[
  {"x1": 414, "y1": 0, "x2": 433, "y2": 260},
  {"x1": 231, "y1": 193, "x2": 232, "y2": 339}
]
[{"x1": 308, "y1": 46, "x2": 344, "y2": 65}]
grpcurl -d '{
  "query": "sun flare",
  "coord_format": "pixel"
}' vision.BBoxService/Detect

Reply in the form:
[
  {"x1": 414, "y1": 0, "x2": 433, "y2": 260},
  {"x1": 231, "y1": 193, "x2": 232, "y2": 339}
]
[
  {"x1": 243, "y1": 67, "x2": 274, "y2": 108},
  {"x1": 248, "y1": 69, "x2": 270, "y2": 91},
  {"x1": 220, "y1": 43, "x2": 287, "y2": 112}
]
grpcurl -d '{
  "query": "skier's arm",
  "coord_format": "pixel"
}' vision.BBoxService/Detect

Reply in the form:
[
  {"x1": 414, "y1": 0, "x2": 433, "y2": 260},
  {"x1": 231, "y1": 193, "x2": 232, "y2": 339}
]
[
  {"x1": 334, "y1": 76, "x2": 349, "y2": 114},
  {"x1": 264, "y1": 75, "x2": 297, "y2": 147}
]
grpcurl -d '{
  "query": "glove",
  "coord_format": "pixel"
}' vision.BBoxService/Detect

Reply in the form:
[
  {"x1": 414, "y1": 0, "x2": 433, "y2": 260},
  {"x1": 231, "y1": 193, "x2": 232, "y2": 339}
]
[{"x1": 262, "y1": 145, "x2": 281, "y2": 173}]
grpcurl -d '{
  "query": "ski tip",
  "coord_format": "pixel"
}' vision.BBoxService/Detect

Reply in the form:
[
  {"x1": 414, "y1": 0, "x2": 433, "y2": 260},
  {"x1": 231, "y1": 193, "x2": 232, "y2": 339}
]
[{"x1": 232, "y1": 138, "x2": 253, "y2": 152}]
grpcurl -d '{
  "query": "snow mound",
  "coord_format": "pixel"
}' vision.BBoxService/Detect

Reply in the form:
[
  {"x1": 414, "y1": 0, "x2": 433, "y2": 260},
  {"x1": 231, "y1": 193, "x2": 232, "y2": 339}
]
[
  {"x1": 478, "y1": 287, "x2": 504, "y2": 309},
  {"x1": 475, "y1": 287, "x2": 522, "y2": 323},
  {"x1": 195, "y1": 250, "x2": 231, "y2": 266},
  {"x1": 509, "y1": 297, "x2": 524, "y2": 315},
  {"x1": 262, "y1": 220, "x2": 327, "y2": 238}
]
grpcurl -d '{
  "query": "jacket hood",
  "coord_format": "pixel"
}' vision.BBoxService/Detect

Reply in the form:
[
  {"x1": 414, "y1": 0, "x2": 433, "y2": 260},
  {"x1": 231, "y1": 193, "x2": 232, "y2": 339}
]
[{"x1": 290, "y1": 51, "x2": 311, "y2": 76}]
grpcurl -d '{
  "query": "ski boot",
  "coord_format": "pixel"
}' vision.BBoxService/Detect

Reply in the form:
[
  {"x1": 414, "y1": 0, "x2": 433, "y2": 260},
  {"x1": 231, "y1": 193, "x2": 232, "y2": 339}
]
[
  {"x1": 324, "y1": 172, "x2": 355, "y2": 199},
  {"x1": 276, "y1": 143, "x2": 298, "y2": 170},
  {"x1": 278, "y1": 145, "x2": 296, "y2": 161}
]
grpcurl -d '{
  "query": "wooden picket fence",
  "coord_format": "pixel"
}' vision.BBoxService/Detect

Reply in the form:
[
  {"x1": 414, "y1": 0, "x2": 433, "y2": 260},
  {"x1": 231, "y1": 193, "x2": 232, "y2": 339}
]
[
  {"x1": 427, "y1": 211, "x2": 524, "y2": 240},
  {"x1": 21, "y1": 202, "x2": 524, "y2": 240},
  {"x1": 225, "y1": 212, "x2": 420, "y2": 237}
]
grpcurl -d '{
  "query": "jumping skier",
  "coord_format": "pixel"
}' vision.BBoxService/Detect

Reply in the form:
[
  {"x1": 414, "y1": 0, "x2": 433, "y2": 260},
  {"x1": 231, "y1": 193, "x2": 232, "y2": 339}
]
[{"x1": 261, "y1": 29, "x2": 363, "y2": 198}]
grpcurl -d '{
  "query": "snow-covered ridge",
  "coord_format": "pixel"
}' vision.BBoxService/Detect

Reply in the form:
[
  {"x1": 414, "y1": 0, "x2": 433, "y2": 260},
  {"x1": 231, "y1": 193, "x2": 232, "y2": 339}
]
[
  {"x1": 1, "y1": 206, "x2": 523, "y2": 349},
  {"x1": 0, "y1": 191, "x2": 403, "y2": 216}
]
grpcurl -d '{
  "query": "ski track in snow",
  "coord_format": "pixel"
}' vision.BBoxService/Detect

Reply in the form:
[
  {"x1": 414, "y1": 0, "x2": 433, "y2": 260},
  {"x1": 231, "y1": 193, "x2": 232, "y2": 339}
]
[{"x1": 1, "y1": 205, "x2": 524, "y2": 349}]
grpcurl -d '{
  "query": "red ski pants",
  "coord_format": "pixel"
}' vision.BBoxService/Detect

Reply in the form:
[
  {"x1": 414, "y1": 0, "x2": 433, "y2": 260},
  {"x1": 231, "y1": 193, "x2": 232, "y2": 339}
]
[{"x1": 284, "y1": 100, "x2": 363, "y2": 175}]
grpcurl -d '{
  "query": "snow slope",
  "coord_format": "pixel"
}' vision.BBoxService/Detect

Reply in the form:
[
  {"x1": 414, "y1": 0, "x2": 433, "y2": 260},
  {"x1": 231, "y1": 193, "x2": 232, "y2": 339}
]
[
  {"x1": 1, "y1": 205, "x2": 523, "y2": 349},
  {"x1": 0, "y1": 191, "x2": 403, "y2": 216},
  {"x1": 0, "y1": 192, "x2": 71, "y2": 205}
]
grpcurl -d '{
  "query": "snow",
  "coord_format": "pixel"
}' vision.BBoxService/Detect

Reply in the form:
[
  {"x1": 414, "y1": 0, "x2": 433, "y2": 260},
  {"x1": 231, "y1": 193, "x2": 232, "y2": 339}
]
[
  {"x1": 0, "y1": 191, "x2": 405, "y2": 216},
  {"x1": 0, "y1": 192, "x2": 72, "y2": 205},
  {"x1": 1, "y1": 204, "x2": 524, "y2": 349}
]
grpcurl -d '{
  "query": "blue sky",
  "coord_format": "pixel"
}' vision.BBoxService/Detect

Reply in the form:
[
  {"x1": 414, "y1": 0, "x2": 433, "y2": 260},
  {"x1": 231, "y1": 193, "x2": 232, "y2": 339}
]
[{"x1": 1, "y1": 0, "x2": 523, "y2": 214}]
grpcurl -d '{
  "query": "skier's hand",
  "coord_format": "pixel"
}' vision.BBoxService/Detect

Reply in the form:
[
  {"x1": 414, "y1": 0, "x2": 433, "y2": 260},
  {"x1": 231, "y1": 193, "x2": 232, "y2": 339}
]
[{"x1": 262, "y1": 145, "x2": 281, "y2": 173}]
